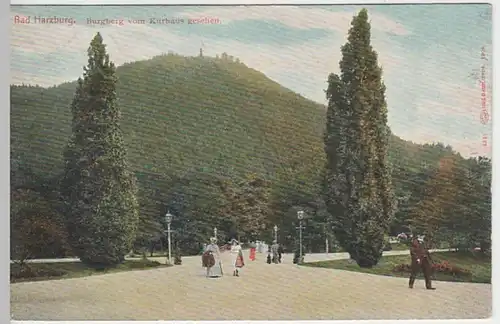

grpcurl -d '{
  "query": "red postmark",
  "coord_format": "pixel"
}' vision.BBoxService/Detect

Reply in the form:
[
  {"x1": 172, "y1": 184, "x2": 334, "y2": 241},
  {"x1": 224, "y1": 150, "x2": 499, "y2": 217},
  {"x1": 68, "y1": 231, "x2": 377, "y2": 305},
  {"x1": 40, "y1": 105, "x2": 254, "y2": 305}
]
[
  {"x1": 477, "y1": 47, "x2": 489, "y2": 152},
  {"x1": 480, "y1": 110, "x2": 490, "y2": 125},
  {"x1": 482, "y1": 135, "x2": 488, "y2": 147}
]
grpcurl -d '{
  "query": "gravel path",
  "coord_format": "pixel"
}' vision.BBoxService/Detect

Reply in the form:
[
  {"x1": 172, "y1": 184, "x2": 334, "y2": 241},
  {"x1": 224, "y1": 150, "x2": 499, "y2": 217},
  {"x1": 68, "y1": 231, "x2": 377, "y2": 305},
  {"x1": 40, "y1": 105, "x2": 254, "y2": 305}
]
[{"x1": 11, "y1": 250, "x2": 491, "y2": 320}]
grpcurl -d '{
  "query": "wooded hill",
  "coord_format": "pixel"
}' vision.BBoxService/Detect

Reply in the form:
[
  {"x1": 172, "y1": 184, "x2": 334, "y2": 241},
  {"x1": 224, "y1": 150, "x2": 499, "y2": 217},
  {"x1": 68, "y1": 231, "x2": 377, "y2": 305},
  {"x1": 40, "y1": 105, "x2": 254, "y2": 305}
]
[{"x1": 10, "y1": 52, "x2": 491, "y2": 256}]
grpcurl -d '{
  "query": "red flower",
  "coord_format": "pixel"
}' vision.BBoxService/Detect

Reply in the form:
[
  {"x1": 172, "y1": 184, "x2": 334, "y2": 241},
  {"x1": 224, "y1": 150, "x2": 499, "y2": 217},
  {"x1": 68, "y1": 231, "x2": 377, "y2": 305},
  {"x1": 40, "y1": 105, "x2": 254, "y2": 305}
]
[{"x1": 393, "y1": 261, "x2": 471, "y2": 277}]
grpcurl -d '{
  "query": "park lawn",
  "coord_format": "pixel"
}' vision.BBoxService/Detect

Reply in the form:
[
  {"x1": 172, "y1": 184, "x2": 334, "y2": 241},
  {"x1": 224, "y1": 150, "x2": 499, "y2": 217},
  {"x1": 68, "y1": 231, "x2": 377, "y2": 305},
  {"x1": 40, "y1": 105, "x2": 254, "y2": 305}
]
[
  {"x1": 390, "y1": 243, "x2": 410, "y2": 251},
  {"x1": 10, "y1": 259, "x2": 170, "y2": 283},
  {"x1": 302, "y1": 251, "x2": 491, "y2": 284}
]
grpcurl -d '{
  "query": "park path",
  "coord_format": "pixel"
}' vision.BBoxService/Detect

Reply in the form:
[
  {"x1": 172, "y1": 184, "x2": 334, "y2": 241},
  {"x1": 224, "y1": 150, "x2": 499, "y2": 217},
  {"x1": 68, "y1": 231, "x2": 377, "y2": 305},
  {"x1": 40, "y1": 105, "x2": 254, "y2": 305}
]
[
  {"x1": 11, "y1": 250, "x2": 491, "y2": 320},
  {"x1": 12, "y1": 248, "x2": 448, "y2": 264}
]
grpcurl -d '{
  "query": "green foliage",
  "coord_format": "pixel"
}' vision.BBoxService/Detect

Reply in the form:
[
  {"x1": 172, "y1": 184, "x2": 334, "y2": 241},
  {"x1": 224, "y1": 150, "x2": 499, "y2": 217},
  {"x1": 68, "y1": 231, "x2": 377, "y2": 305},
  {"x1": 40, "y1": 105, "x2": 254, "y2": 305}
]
[
  {"x1": 303, "y1": 251, "x2": 491, "y2": 284},
  {"x1": 219, "y1": 173, "x2": 272, "y2": 241},
  {"x1": 9, "y1": 21, "x2": 491, "y2": 258},
  {"x1": 11, "y1": 188, "x2": 70, "y2": 262},
  {"x1": 323, "y1": 9, "x2": 396, "y2": 267},
  {"x1": 166, "y1": 172, "x2": 271, "y2": 253},
  {"x1": 133, "y1": 173, "x2": 169, "y2": 251},
  {"x1": 60, "y1": 33, "x2": 139, "y2": 266},
  {"x1": 410, "y1": 156, "x2": 461, "y2": 242},
  {"x1": 10, "y1": 259, "x2": 164, "y2": 283},
  {"x1": 393, "y1": 261, "x2": 472, "y2": 278},
  {"x1": 10, "y1": 52, "x2": 325, "y2": 181},
  {"x1": 412, "y1": 155, "x2": 492, "y2": 250}
]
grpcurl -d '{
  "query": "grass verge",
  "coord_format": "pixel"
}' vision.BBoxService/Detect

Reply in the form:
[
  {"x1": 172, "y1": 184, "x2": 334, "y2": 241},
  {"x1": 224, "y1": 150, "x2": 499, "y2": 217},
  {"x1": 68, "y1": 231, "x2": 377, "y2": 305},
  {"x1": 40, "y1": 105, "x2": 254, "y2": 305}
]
[
  {"x1": 11, "y1": 259, "x2": 171, "y2": 283},
  {"x1": 302, "y1": 251, "x2": 491, "y2": 284},
  {"x1": 388, "y1": 243, "x2": 410, "y2": 251}
]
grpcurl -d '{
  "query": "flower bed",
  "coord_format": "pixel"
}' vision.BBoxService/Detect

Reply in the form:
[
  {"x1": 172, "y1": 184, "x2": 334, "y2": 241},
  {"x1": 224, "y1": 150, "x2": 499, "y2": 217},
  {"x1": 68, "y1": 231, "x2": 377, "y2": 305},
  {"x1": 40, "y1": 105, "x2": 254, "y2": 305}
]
[{"x1": 392, "y1": 260, "x2": 472, "y2": 277}]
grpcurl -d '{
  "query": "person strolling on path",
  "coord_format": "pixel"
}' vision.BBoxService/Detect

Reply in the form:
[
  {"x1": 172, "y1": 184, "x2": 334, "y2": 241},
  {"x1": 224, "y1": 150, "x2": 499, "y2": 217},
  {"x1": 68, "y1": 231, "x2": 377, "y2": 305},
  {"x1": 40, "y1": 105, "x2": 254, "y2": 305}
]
[
  {"x1": 271, "y1": 240, "x2": 279, "y2": 264},
  {"x1": 203, "y1": 237, "x2": 221, "y2": 278},
  {"x1": 230, "y1": 239, "x2": 244, "y2": 276},
  {"x1": 266, "y1": 243, "x2": 272, "y2": 264},
  {"x1": 278, "y1": 244, "x2": 284, "y2": 263},
  {"x1": 409, "y1": 236, "x2": 435, "y2": 290}
]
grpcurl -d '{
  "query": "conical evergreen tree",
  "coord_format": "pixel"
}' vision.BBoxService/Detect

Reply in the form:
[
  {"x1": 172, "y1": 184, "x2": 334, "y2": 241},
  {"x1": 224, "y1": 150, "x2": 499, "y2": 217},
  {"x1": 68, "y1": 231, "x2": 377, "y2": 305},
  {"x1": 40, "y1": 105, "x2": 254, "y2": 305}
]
[
  {"x1": 323, "y1": 9, "x2": 396, "y2": 267},
  {"x1": 61, "y1": 33, "x2": 139, "y2": 266}
]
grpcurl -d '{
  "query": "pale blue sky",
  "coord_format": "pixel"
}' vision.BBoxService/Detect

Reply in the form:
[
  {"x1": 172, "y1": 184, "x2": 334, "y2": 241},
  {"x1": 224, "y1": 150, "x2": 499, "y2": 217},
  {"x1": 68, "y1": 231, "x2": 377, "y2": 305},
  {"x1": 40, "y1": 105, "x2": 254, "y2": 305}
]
[{"x1": 10, "y1": 4, "x2": 492, "y2": 157}]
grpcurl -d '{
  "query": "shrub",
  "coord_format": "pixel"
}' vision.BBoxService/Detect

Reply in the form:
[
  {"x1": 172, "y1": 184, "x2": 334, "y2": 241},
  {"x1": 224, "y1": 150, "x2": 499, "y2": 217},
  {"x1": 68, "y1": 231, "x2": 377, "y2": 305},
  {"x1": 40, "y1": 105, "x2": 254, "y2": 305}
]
[
  {"x1": 127, "y1": 260, "x2": 162, "y2": 269},
  {"x1": 392, "y1": 263, "x2": 411, "y2": 272},
  {"x1": 293, "y1": 249, "x2": 304, "y2": 264},
  {"x1": 329, "y1": 245, "x2": 345, "y2": 253},
  {"x1": 431, "y1": 261, "x2": 472, "y2": 276},
  {"x1": 11, "y1": 189, "x2": 71, "y2": 262},
  {"x1": 174, "y1": 248, "x2": 182, "y2": 265},
  {"x1": 392, "y1": 261, "x2": 472, "y2": 277},
  {"x1": 11, "y1": 264, "x2": 67, "y2": 280}
]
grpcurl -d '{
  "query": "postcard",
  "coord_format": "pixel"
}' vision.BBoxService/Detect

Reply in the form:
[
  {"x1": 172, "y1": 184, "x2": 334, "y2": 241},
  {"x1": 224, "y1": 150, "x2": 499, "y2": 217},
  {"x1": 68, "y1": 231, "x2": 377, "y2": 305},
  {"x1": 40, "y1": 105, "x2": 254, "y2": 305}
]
[{"x1": 10, "y1": 3, "x2": 492, "y2": 321}]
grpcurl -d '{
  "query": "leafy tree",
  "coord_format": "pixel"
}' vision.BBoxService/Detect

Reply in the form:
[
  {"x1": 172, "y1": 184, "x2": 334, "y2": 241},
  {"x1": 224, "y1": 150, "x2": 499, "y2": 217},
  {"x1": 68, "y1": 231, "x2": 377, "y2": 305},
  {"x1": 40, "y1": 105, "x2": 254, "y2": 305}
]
[
  {"x1": 407, "y1": 155, "x2": 491, "y2": 252},
  {"x1": 61, "y1": 33, "x2": 140, "y2": 266},
  {"x1": 323, "y1": 8, "x2": 396, "y2": 267},
  {"x1": 410, "y1": 156, "x2": 460, "y2": 246},
  {"x1": 473, "y1": 157, "x2": 492, "y2": 252},
  {"x1": 447, "y1": 157, "x2": 491, "y2": 251},
  {"x1": 133, "y1": 183, "x2": 164, "y2": 253},
  {"x1": 303, "y1": 199, "x2": 332, "y2": 253},
  {"x1": 218, "y1": 173, "x2": 271, "y2": 242},
  {"x1": 164, "y1": 172, "x2": 229, "y2": 254},
  {"x1": 236, "y1": 174, "x2": 271, "y2": 241},
  {"x1": 11, "y1": 189, "x2": 69, "y2": 264},
  {"x1": 131, "y1": 171, "x2": 174, "y2": 254},
  {"x1": 11, "y1": 161, "x2": 70, "y2": 260}
]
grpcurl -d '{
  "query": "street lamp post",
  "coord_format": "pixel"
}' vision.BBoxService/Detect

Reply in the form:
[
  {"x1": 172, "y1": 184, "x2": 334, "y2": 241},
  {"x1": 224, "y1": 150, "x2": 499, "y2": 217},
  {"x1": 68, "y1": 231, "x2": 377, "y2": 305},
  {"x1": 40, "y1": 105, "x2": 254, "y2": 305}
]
[
  {"x1": 165, "y1": 211, "x2": 173, "y2": 265},
  {"x1": 324, "y1": 223, "x2": 329, "y2": 255},
  {"x1": 273, "y1": 225, "x2": 278, "y2": 242},
  {"x1": 297, "y1": 210, "x2": 305, "y2": 263}
]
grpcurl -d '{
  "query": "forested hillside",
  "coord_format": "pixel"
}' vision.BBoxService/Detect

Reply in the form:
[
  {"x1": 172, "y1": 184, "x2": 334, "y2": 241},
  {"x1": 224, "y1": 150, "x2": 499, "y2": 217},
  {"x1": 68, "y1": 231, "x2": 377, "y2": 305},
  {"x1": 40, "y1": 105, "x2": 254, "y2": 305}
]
[{"x1": 10, "y1": 52, "x2": 491, "y2": 256}]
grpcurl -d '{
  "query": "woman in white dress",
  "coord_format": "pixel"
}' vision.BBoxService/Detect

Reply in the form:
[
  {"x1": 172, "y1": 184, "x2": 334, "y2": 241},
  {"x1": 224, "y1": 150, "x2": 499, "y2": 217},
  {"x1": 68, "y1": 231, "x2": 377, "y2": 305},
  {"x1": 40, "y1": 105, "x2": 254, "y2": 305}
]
[
  {"x1": 230, "y1": 239, "x2": 244, "y2": 276},
  {"x1": 203, "y1": 237, "x2": 221, "y2": 277}
]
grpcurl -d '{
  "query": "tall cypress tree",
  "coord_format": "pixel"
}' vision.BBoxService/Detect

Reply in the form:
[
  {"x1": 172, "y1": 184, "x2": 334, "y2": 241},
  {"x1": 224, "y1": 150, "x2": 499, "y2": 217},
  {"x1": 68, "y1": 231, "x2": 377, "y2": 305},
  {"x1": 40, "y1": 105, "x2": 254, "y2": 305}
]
[
  {"x1": 61, "y1": 33, "x2": 139, "y2": 266},
  {"x1": 323, "y1": 9, "x2": 395, "y2": 267}
]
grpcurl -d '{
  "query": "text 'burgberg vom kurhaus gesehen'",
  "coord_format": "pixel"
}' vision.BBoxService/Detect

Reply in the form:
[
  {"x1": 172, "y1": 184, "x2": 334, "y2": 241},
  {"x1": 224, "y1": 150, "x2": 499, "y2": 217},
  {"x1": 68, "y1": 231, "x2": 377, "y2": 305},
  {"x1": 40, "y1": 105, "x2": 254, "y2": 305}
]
[{"x1": 86, "y1": 17, "x2": 221, "y2": 25}]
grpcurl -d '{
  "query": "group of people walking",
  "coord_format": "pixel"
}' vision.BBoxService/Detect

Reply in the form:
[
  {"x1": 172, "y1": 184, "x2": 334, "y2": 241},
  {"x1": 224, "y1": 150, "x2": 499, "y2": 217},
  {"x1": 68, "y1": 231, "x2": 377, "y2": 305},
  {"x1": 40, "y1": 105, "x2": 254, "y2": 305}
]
[
  {"x1": 201, "y1": 235, "x2": 435, "y2": 289},
  {"x1": 201, "y1": 238, "x2": 285, "y2": 278},
  {"x1": 267, "y1": 240, "x2": 284, "y2": 264},
  {"x1": 202, "y1": 237, "x2": 245, "y2": 278}
]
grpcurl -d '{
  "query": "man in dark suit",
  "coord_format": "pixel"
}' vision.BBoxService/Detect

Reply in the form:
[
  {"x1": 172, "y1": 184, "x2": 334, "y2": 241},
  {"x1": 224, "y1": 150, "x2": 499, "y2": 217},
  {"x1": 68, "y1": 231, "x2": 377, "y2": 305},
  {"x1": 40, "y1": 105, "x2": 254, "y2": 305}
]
[{"x1": 409, "y1": 237, "x2": 435, "y2": 290}]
